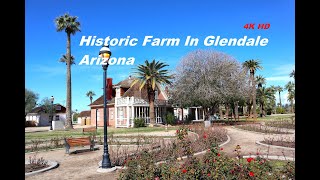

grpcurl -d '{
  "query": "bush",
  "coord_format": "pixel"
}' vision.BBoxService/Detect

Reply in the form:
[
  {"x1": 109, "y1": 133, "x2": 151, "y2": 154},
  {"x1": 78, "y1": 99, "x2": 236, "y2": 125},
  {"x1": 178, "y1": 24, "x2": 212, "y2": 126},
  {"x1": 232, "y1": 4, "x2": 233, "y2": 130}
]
[
  {"x1": 166, "y1": 112, "x2": 176, "y2": 125},
  {"x1": 25, "y1": 120, "x2": 37, "y2": 127},
  {"x1": 276, "y1": 107, "x2": 286, "y2": 114},
  {"x1": 134, "y1": 118, "x2": 146, "y2": 128}
]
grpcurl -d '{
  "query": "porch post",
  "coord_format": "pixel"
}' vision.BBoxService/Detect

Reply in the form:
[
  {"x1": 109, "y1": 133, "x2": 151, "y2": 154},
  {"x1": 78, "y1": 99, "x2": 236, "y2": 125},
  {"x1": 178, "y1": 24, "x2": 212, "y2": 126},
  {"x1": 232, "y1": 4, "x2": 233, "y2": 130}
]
[{"x1": 195, "y1": 107, "x2": 198, "y2": 120}]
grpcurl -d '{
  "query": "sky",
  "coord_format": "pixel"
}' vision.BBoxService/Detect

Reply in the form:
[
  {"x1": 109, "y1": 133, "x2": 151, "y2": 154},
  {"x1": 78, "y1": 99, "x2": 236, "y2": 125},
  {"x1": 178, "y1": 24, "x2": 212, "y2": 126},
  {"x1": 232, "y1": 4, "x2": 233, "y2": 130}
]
[{"x1": 25, "y1": 0, "x2": 295, "y2": 112}]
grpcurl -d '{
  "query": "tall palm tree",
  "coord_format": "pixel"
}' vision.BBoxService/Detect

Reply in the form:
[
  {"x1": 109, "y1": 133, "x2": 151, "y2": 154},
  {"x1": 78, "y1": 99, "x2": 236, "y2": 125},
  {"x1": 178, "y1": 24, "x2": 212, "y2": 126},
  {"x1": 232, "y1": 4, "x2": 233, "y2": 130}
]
[
  {"x1": 289, "y1": 69, "x2": 295, "y2": 79},
  {"x1": 242, "y1": 59, "x2": 262, "y2": 119},
  {"x1": 86, "y1": 91, "x2": 96, "y2": 104},
  {"x1": 269, "y1": 85, "x2": 277, "y2": 114},
  {"x1": 275, "y1": 86, "x2": 283, "y2": 107},
  {"x1": 256, "y1": 75, "x2": 266, "y2": 88},
  {"x1": 59, "y1": 54, "x2": 76, "y2": 65},
  {"x1": 131, "y1": 60, "x2": 172, "y2": 126},
  {"x1": 55, "y1": 13, "x2": 81, "y2": 129},
  {"x1": 285, "y1": 81, "x2": 295, "y2": 113}
]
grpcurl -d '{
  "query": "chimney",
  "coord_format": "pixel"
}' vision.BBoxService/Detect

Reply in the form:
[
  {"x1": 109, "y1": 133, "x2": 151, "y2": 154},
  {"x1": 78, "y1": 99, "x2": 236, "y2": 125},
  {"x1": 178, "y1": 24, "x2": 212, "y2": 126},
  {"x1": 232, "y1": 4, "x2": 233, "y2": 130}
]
[{"x1": 106, "y1": 78, "x2": 113, "y2": 100}]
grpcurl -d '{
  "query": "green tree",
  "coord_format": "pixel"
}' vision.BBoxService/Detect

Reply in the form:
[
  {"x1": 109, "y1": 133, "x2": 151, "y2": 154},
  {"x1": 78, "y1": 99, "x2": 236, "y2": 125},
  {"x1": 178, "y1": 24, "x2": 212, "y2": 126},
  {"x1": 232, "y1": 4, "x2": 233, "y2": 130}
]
[
  {"x1": 131, "y1": 60, "x2": 173, "y2": 126},
  {"x1": 285, "y1": 81, "x2": 295, "y2": 113},
  {"x1": 275, "y1": 86, "x2": 283, "y2": 107},
  {"x1": 255, "y1": 75, "x2": 266, "y2": 88},
  {"x1": 25, "y1": 88, "x2": 39, "y2": 116},
  {"x1": 86, "y1": 91, "x2": 96, "y2": 104},
  {"x1": 59, "y1": 54, "x2": 75, "y2": 65},
  {"x1": 289, "y1": 69, "x2": 295, "y2": 79},
  {"x1": 55, "y1": 13, "x2": 81, "y2": 129},
  {"x1": 242, "y1": 59, "x2": 262, "y2": 119},
  {"x1": 257, "y1": 87, "x2": 274, "y2": 117}
]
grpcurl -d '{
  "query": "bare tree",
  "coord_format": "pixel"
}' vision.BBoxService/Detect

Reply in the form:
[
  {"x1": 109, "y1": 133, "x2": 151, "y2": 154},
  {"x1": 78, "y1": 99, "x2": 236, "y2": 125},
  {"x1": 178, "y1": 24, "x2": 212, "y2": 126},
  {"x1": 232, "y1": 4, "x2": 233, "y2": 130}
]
[{"x1": 171, "y1": 49, "x2": 249, "y2": 121}]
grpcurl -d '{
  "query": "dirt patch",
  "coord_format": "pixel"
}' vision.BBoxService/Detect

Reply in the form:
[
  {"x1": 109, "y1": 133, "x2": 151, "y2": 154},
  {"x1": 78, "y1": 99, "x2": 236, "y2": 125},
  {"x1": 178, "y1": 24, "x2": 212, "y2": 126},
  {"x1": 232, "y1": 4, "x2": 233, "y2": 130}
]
[{"x1": 25, "y1": 164, "x2": 49, "y2": 173}]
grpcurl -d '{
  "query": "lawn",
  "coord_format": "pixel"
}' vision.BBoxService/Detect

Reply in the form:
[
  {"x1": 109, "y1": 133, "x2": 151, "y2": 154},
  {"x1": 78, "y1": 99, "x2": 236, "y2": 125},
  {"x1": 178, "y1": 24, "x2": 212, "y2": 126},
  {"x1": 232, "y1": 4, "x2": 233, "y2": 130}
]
[{"x1": 25, "y1": 126, "x2": 179, "y2": 141}]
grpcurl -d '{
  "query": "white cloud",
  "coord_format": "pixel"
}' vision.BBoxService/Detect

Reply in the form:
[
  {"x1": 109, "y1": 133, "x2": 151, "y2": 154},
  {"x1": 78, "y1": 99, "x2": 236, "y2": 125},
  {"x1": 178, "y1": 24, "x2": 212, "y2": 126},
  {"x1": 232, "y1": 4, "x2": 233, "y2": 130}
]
[
  {"x1": 272, "y1": 64, "x2": 295, "y2": 76},
  {"x1": 266, "y1": 76, "x2": 293, "y2": 82}
]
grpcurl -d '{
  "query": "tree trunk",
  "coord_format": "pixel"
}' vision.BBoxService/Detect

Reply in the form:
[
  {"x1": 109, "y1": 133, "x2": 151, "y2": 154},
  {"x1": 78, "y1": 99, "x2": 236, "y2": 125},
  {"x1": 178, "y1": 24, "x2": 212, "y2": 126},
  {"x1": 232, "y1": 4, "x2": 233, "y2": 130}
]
[
  {"x1": 225, "y1": 104, "x2": 229, "y2": 120},
  {"x1": 291, "y1": 100, "x2": 294, "y2": 113},
  {"x1": 234, "y1": 101, "x2": 239, "y2": 120},
  {"x1": 251, "y1": 72, "x2": 257, "y2": 119},
  {"x1": 90, "y1": 97, "x2": 93, "y2": 104},
  {"x1": 259, "y1": 103, "x2": 263, "y2": 117},
  {"x1": 219, "y1": 105, "x2": 223, "y2": 120},
  {"x1": 278, "y1": 92, "x2": 282, "y2": 107},
  {"x1": 148, "y1": 89, "x2": 155, "y2": 126},
  {"x1": 65, "y1": 33, "x2": 73, "y2": 129}
]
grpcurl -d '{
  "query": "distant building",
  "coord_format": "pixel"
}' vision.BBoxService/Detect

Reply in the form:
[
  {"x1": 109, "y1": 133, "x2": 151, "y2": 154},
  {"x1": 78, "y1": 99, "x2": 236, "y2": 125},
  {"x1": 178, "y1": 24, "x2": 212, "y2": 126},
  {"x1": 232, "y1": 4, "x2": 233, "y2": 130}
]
[
  {"x1": 26, "y1": 104, "x2": 66, "y2": 127},
  {"x1": 77, "y1": 110, "x2": 91, "y2": 125},
  {"x1": 89, "y1": 76, "x2": 173, "y2": 128}
]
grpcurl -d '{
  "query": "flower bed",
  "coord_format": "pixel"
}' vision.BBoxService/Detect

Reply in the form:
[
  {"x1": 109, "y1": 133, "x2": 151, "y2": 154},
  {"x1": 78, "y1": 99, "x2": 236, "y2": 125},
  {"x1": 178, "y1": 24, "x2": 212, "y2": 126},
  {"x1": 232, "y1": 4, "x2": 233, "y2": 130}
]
[{"x1": 235, "y1": 124, "x2": 292, "y2": 134}]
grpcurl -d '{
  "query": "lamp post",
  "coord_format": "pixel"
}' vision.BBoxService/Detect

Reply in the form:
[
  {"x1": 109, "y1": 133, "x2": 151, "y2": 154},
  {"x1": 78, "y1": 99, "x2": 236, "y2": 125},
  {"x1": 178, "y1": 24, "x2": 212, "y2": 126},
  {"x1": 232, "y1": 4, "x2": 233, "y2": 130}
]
[
  {"x1": 99, "y1": 44, "x2": 112, "y2": 169},
  {"x1": 50, "y1": 96, "x2": 54, "y2": 130}
]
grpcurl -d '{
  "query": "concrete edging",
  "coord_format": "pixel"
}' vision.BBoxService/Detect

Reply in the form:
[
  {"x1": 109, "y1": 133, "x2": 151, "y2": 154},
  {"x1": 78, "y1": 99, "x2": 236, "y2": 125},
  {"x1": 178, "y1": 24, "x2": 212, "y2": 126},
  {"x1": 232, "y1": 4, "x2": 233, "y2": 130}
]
[
  {"x1": 242, "y1": 155, "x2": 295, "y2": 161},
  {"x1": 255, "y1": 141, "x2": 295, "y2": 150},
  {"x1": 25, "y1": 160, "x2": 59, "y2": 176}
]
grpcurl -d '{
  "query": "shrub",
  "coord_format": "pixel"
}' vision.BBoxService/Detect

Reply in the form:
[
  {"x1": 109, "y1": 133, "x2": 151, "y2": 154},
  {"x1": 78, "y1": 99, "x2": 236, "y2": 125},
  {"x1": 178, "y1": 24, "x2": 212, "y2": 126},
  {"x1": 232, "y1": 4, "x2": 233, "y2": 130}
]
[
  {"x1": 165, "y1": 112, "x2": 176, "y2": 125},
  {"x1": 276, "y1": 107, "x2": 285, "y2": 114},
  {"x1": 134, "y1": 118, "x2": 146, "y2": 128}
]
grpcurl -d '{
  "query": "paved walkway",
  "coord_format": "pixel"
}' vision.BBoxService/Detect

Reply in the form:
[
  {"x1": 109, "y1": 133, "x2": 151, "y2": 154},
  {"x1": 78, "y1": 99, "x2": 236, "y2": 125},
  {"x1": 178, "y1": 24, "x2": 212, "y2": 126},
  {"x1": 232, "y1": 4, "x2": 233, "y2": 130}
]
[{"x1": 221, "y1": 126, "x2": 295, "y2": 159}]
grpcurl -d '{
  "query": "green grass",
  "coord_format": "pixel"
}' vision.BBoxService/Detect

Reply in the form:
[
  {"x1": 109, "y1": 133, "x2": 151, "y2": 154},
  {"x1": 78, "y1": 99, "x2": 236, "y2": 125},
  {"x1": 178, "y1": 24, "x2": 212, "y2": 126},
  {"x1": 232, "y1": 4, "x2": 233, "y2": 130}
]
[
  {"x1": 269, "y1": 159, "x2": 294, "y2": 169},
  {"x1": 25, "y1": 126, "x2": 178, "y2": 141}
]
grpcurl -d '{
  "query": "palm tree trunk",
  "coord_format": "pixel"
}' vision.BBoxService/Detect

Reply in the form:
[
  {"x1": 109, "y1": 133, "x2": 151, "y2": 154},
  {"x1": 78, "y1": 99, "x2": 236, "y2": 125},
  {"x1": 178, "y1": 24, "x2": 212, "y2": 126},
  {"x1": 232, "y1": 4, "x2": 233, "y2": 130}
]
[
  {"x1": 251, "y1": 72, "x2": 257, "y2": 119},
  {"x1": 65, "y1": 33, "x2": 73, "y2": 129},
  {"x1": 278, "y1": 92, "x2": 282, "y2": 107},
  {"x1": 148, "y1": 89, "x2": 155, "y2": 126},
  {"x1": 90, "y1": 97, "x2": 93, "y2": 104},
  {"x1": 259, "y1": 103, "x2": 263, "y2": 117},
  {"x1": 291, "y1": 100, "x2": 294, "y2": 113}
]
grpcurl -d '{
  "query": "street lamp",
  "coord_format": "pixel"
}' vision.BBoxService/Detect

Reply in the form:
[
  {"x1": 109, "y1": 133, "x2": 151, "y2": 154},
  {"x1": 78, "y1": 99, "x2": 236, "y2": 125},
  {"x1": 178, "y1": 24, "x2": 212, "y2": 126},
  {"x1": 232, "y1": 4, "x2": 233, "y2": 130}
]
[
  {"x1": 99, "y1": 44, "x2": 112, "y2": 169},
  {"x1": 50, "y1": 96, "x2": 54, "y2": 130}
]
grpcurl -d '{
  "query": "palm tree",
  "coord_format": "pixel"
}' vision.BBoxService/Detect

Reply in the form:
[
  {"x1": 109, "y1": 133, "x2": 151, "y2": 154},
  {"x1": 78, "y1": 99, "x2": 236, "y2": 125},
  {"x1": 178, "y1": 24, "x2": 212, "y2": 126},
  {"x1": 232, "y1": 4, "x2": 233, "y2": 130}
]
[
  {"x1": 242, "y1": 59, "x2": 262, "y2": 119},
  {"x1": 275, "y1": 86, "x2": 283, "y2": 107},
  {"x1": 285, "y1": 81, "x2": 295, "y2": 113},
  {"x1": 59, "y1": 54, "x2": 76, "y2": 65},
  {"x1": 289, "y1": 69, "x2": 295, "y2": 79},
  {"x1": 55, "y1": 13, "x2": 81, "y2": 129},
  {"x1": 256, "y1": 75, "x2": 266, "y2": 88},
  {"x1": 86, "y1": 91, "x2": 96, "y2": 104},
  {"x1": 131, "y1": 60, "x2": 172, "y2": 126},
  {"x1": 269, "y1": 85, "x2": 277, "y2": 114},
  {"x1": 257, "y1": 87, "x2": 274, "y2": 117}
]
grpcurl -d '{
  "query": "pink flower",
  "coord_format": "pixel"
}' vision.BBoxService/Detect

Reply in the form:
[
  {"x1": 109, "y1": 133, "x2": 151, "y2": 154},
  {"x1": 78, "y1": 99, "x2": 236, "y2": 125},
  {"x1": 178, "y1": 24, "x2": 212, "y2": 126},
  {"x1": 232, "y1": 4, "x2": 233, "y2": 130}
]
[
  {"x1": 207, "y1": 173, "x2": 211, "y2": 177},
  {"x1": 207, "y1": 149, "x2": 210, "y2": 152},
  {"x1": 154, "y1": 177, "x2": 160, "y2": 180},
  {"x1": 220, "y1": 148, "x2": 223, "y2": 151}
]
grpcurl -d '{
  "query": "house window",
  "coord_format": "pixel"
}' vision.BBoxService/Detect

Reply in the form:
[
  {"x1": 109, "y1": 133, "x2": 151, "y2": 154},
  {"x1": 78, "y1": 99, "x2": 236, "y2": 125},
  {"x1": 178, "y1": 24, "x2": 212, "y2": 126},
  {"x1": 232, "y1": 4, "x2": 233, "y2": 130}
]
[
  {"x1": 56, "y1": 105, "x2": 61, "y2": 111},
  {"x1": 97, "y1": 110, "x2": 101, "y2": 121},
  {"x1": 55, "y1": 115, "x2": 59, "y2": 121}
]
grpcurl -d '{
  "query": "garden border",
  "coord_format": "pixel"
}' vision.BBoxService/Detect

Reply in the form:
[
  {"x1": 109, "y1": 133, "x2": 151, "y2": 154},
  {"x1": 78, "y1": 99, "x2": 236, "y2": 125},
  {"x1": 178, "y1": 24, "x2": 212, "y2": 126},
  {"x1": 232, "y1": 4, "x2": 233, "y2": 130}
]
[
  {"x1": 255, "y1": 141, "x2": 295, "y2": 150},
  {"x1": 25, "y1": 160, "x2": 59, "y2": 176}
]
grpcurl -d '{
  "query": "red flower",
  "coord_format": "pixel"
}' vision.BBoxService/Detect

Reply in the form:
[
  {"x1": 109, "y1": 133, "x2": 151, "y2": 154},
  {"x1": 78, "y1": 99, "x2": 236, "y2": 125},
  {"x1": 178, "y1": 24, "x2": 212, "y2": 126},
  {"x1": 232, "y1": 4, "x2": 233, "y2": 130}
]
[
  {"x1": 220, "y1": 148, "x2": 223, "y2": 151},
  {"x1": 249, "y1": 171, "x2": 254, "y2": 177},
  {"x1": 203, "y1": 134, "x2": 207, "y2": 139},
  {"x1": 256, "y1": 152, "x2": 259, "y2": 155},
  {"x1": 207, "y1": 173, "x2": 211, "y2": 177},
  {"x1": 182, "y1": 169, "x2": 187, "y2": 173},
  {"x1": 247, "y1": 157, "x2": 254, "y2": 163},
  {"x1": 217, "y1": 153, "x2": 220, "y2": 156},
  {"x1": 230, "y1": 170, "x2": 235, "y2": 174},
  {"x1": 176, "y1": 130, "x2": 179, "y2": 134},
  {"x1": 207, "y1": 149, "x2": 210, "y2": 152}
]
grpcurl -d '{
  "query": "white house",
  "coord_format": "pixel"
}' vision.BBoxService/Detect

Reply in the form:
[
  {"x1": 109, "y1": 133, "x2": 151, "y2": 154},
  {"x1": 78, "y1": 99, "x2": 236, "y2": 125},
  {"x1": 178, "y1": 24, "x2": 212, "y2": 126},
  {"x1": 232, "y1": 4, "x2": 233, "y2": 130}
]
[{"x1": 26, "y1": 104, "x2": 67, "y2": 127}]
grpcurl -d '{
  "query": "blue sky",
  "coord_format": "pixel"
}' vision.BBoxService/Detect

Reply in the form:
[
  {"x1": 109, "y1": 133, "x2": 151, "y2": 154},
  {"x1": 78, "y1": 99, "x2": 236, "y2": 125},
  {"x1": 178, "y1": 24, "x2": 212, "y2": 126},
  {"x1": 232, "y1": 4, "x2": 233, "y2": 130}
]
[{"x1": 25, "y1": 0, "x2": 295, "y2": 112}]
